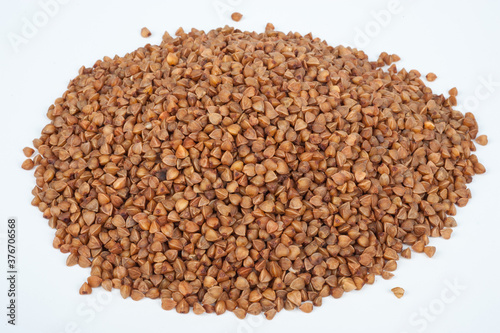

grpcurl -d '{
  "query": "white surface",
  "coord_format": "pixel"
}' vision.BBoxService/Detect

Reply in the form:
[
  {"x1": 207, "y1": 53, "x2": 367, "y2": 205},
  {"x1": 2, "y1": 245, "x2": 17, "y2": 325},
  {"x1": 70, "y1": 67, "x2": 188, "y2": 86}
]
[{"x1": 1, "y1": 1, "x2": 500, "y2": 332}]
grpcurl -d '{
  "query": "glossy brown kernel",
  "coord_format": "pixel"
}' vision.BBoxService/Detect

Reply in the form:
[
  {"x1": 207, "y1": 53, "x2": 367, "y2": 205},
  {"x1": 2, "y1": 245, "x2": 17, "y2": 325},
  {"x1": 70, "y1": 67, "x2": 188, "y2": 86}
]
[
  {"x1": 426, "y1": 72, "x2": 437, "y2": 81},
  {"x1": 231, "y1": 12, "x2": 243, "y2": 22},
  {"x1": 475, "y1": 135, "x2": 488, "y2": 146},
  {"x1": 391, "y1": 287, "x2": 404, "y2": 298},
  {"x1": 141, "y1": 27, "x2": 151, "y2": 38}
]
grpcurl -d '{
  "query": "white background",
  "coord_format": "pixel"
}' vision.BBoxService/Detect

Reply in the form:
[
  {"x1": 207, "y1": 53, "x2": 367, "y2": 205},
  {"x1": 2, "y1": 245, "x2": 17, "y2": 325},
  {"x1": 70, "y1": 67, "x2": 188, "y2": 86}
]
[{"x1": 1, "y1": 0, "x2": 500, "y2": 332}]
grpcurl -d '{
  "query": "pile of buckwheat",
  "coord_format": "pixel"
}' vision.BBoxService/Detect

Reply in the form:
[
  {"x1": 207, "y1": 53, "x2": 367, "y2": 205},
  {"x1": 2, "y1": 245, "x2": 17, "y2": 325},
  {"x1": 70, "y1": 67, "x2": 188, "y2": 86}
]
[{"x1": 22, "y1": 24, "x2": 486, "y2": 319}]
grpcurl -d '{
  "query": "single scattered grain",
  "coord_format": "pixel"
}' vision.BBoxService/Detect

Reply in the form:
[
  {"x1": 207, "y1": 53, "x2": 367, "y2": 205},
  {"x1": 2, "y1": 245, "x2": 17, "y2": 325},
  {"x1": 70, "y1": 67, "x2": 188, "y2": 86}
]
[
  {"x1": 426, "y1": 72, "x2": 437, "y2": 81},
  {"x1": 141, "y1": 27, "x2": 151, "y2": 38},
  {"x1": 475, "y1": 135, "x2": 488, "y2": 146},
  {"x1": 299, "y1": 302, "x2": 313, "y2": 313},
  {"x1": 391, "y1": 287, "x2": 405, "y2": 298},
  {"x1": 23, "y1": 147, "x2": 34, "y2": 157},
  {"x1": 424, "y1": 246, "x2": 436, "y2": 258},
  {"x1": 21, "y1": 159, "x2": 34, "y2": 170},
  {"x1": 231, "y1": 12, "x2": 243, "y2": 22},
  {"x1": 79, "y1": 282, "x2": 92, "y2": 295}
]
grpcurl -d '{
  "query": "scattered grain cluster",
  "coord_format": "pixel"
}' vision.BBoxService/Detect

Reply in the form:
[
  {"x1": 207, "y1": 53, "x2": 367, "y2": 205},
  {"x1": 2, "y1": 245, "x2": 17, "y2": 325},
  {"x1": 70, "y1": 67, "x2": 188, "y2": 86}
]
[{"x1": 23, "y1": 24, "x2": 486, "y2": 318}]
